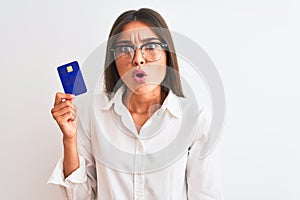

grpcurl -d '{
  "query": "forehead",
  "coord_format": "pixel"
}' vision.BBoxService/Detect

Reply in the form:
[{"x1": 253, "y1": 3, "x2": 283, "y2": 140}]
[{"x1": 117, "y1": 21, "x2": 159, "y2": 42}]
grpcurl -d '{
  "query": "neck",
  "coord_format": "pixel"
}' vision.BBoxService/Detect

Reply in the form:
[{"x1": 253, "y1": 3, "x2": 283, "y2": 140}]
[{"x1": 123, "y1": 86, "x2": 166, "y2": 115}]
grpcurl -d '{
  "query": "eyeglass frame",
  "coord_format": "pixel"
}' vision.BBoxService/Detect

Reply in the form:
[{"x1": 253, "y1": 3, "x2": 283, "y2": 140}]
[{"x1": 110, "y1": 42, "x2": 168, "y2": 63}]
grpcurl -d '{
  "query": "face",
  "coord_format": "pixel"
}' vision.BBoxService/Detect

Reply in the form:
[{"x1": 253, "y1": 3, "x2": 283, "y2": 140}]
[{"x1": 113, "y1": 21, "x2": 167, "y2": 95}]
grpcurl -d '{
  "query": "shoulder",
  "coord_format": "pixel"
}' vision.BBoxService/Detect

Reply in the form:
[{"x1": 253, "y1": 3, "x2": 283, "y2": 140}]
[
  {"x1": 176, "y1": 95, "x2": 212, "y2": 140},
  {"x1": 176, "y1": 96, "x2": 210, "y2": 121}
]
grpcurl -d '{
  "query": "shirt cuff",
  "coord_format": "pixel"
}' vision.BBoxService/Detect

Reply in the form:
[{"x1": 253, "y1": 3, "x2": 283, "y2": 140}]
[{"x1": 47, "y1": 155, "x2": 87, "y2": 187}]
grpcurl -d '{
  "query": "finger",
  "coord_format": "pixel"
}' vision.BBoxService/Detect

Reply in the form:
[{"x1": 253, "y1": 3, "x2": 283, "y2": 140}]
[
  {"x1": 55, "y1": 112, "x2": 76, "y2": 126},
  {"x1": 54, "y1": 93, "x2": 74, "y2": 106},
  {"x1": 61, "y1": 111, "x2": 77, "y2": 123},
  {"x1": 52, "y1": 106, "x2": 76, "y2": 120},
  {"x1": 52, "y1": 99, "x2": 75, "y2": 113}
]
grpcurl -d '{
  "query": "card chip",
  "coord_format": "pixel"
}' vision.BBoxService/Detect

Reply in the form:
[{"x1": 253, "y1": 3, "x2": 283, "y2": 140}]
[{"x1": 66, "y1": 66, "x2": 73, "y2": 73}]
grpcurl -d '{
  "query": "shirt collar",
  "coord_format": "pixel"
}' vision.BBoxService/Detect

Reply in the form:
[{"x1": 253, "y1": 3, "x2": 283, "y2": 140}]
[
  {"x1": 160, "y1": 89, "x2": 182, "y2": 118},
  {"x1": 102, "y1": 85, "x2": 126, "y2": 111},
  {"x1": 102, "y1": 85, "x2": 182, "y2": 119}
]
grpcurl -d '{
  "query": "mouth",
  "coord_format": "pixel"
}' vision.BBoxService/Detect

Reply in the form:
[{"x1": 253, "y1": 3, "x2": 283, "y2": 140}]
[{"x1": 132, "y1": 69, "x2": 147, "y2": 84}]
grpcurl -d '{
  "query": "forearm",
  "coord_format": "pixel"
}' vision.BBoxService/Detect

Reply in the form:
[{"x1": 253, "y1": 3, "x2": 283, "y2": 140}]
[
  {"x1": 48, "y1": 135, "x2": 96, "y2": 199},
  {"x1": 186, "y1": 143, "x2": 223, "y2": 199},
  {"x1": 63, "y1": 136, "x2": 80, "y2": 178}
]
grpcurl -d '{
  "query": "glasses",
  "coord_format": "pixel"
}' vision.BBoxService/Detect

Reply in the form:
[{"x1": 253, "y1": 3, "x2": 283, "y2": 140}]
[{"x1": 111, "y1": 42, "x2": 168, "y2": 64}]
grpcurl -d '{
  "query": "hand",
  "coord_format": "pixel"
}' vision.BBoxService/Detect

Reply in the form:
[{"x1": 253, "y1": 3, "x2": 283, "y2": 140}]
[{"x1": 51, "y1": 92, "x2": 77, "y2": 141}]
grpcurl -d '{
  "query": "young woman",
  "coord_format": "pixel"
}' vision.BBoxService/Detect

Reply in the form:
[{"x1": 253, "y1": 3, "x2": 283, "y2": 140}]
[{"x1": 49, "y1": 8, "x2": 223, "y2": 200}]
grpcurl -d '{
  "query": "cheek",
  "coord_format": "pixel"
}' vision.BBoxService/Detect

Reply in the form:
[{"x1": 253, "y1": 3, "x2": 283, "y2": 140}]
[
  {"x1": 161, "y1": 51, "x2": 167, "y2": 65},
  {"x1": 145, "y1": 52, "x2": 167, "y2": 82},
  {"x1": 158, "y1": 52, "x2": 167, "y2": 78},
  {"x1": 115, "y1": 63, "x2": 127, "y2": 78},
  {"x1": 144, "y1": 64, "x2": 166, "y2": 85}
]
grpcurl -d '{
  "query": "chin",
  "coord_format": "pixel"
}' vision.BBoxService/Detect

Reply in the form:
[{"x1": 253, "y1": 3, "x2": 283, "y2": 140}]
[{"x1": 130, "y1": 83, "x2": 161, "y2": 95}]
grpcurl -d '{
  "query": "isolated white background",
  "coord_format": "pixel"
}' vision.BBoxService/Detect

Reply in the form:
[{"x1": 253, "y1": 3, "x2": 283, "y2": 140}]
[{"x1": 0, "y1": 0, "x2": 299, "y2": 199}]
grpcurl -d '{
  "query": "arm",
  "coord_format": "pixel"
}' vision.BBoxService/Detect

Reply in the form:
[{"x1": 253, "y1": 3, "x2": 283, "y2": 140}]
[
  {"x1": 48, "y1": 93, "x2": 97, "y2": 200},
  {"x1": 63, "y1": 137, "x2": 80, "y2": 178},
  {"x1": 186, "y1": 140, "x2": 223, "y2": 200},
  {"x1": 50, "y1": 92, "x2": 79, "y2": 178},
  {"x1": 186, "y1": 108, "x2": 223, "y2": 200}
]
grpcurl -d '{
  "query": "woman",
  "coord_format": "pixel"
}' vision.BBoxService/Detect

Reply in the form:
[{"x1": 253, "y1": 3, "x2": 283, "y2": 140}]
[{"x1": 48, "y1": 8, "x2": 223, "y2": 200}]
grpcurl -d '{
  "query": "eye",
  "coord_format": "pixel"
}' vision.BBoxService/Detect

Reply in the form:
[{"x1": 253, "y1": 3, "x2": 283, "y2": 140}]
[
  {"x1": 119, "y1": 46, "x2": 132, "y2": 53},
  {"x1": 144, "y1": 43, "x2": 159, "y2": 51}
]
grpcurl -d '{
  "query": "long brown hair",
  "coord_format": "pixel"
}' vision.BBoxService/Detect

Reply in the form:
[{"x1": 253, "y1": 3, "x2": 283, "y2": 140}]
[{"x1": 104, "y1": 8, "x2": 184, "y2": 97}]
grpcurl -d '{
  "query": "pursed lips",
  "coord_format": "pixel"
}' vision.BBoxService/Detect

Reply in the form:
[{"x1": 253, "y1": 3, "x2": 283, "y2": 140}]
[{"x1": 132, "y1": 69, "x2": 147, "y2": 83}]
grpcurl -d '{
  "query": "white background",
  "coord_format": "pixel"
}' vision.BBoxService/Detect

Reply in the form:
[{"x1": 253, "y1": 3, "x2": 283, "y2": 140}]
[{"x1": 0, "y1": 0, "x2": 299, "y2": 199}]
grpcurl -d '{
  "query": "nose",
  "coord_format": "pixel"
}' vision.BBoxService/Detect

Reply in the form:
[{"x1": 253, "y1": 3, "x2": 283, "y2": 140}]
[{"x1": 132, "y1": 48, "x2": 145, "y2": 68}]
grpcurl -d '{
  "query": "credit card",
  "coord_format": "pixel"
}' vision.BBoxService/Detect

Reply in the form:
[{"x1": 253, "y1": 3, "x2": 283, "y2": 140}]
[{"x1": 57, "y1": 61, "x2": 87, "y2": 96}]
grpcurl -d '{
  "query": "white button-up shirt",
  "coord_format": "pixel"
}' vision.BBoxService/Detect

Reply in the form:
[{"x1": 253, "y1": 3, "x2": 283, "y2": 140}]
[{"x1": 48, "y1": 85, "x2": 223, "y2": 200}]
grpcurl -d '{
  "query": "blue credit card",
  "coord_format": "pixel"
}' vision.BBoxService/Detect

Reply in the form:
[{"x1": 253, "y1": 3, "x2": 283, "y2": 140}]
[{"x1": 57, "y1": 61, "x2": 87, "y2": 96}]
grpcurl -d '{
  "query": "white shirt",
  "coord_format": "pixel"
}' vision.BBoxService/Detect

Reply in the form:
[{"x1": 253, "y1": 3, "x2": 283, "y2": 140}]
[{"x1": 48, "y1": 85, "x2": 223, "y2": 200}]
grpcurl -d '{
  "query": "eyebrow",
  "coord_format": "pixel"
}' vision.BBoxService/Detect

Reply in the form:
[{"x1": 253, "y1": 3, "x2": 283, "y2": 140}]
[
  {"x1": 142, "y1": 37, "x2": 161, "y2": 43},
  {"x1": 115, "y1": 37, "x2": 161, "y2": 45}
]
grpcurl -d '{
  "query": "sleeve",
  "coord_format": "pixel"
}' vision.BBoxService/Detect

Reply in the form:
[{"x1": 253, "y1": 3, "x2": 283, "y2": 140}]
[
  {"x1": 186, "y1": 108, "x2": 224, "y2": 200},
  {"x1": 47, "y1": 107, "x2": 97, "y2": 200}
]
